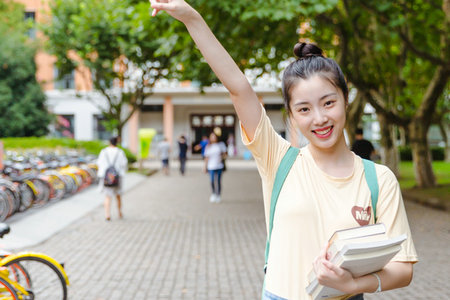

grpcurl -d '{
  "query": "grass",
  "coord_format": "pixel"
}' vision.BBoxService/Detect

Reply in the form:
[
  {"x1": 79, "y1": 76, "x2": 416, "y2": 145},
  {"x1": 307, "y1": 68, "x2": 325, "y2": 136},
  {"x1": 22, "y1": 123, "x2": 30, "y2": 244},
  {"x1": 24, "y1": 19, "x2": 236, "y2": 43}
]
[
  {"x1": 128, "y1": 166, "x2": 158, "y2": 177},
  {"x1": 398, "y1": 161, "x2": 450, "y2": 189},
  {"x1": 398, "y1": 161, "x2": 450, "y2": 210}
]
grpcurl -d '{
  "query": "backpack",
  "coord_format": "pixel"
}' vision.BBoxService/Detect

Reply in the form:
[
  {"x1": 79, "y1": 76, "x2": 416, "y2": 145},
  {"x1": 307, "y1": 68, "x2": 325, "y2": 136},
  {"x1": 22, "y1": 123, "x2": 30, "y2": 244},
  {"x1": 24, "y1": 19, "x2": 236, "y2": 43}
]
[
  {"x1": 103, "y1": 151, "x2": 120, "y2": 187},
  {"x1": 261, "y1": 146, "x2": 379, "y2": 299}
]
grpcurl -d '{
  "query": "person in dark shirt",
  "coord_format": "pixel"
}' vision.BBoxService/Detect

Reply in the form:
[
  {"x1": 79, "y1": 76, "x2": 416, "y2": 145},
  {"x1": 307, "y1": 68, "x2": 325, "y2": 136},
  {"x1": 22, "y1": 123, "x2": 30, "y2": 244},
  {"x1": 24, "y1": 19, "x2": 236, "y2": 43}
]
[
  {"x1": 351, "y1": 128, "x2": 375, "y2": 160},
  {"x1": 178, "y1": 135, "x2": 188, "y2": 175}
]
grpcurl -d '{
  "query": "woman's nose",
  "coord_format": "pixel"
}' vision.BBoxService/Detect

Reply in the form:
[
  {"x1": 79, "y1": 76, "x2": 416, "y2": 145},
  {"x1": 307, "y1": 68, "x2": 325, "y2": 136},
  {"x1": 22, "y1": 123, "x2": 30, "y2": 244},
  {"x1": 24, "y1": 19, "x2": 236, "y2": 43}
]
[{"x1": 312, "y1": 109, "x2": 328, "y2": 125}]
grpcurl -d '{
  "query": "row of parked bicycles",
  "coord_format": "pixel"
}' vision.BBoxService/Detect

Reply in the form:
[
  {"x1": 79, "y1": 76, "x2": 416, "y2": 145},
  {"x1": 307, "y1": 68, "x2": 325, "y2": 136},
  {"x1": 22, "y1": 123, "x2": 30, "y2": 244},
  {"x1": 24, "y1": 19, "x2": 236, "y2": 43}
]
[
  {"x1": 0, "y1": 150, "x2": 100, "y2": 299},
  {"x1": 0, "y1": 151, "x2": 99, "y2": 221},
  {"x1": 0, "y1": 223, "x2": 69, "y2": 299}
]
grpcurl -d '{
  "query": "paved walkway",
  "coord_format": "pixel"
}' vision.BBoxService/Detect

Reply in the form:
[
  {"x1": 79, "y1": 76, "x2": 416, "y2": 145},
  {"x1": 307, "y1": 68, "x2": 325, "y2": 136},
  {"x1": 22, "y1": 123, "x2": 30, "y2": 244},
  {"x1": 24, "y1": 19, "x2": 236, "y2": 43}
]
[{"x1": 3, "y1": 160, "x2": 449, "y2": 299}]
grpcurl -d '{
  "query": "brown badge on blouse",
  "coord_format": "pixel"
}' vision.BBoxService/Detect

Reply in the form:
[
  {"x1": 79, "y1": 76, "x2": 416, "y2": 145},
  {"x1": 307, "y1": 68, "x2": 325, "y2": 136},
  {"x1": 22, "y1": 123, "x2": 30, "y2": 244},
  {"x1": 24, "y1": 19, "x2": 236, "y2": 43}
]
[{"x1": 351, "y1": 206, "x2": 372, "y2": 226}]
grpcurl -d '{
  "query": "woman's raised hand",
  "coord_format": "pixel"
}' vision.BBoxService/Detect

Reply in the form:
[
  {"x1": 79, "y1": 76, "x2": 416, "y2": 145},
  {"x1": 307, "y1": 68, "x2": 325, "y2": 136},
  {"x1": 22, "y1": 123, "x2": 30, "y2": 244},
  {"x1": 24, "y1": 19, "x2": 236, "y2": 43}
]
[
  {"x1": 149, "y1": 0, "x2": 262, "y2": 140},
  {"x1": 149, "y1": 0, "x2": 196, "y2": 23}
]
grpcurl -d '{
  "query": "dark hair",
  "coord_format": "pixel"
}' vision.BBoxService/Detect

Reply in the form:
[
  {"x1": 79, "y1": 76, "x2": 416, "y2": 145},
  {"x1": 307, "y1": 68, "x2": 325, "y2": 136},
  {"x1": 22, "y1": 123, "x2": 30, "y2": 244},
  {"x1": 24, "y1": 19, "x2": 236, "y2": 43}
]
[
  {"x1": 109, "y1": 136, "x2": 118, "y2": 146},
  {"x1": 282, "y1": 43, "x2": 348, "y2": 114},
  {"x1": 355, "y1": 128, "x2": 364, "y2": 135}
]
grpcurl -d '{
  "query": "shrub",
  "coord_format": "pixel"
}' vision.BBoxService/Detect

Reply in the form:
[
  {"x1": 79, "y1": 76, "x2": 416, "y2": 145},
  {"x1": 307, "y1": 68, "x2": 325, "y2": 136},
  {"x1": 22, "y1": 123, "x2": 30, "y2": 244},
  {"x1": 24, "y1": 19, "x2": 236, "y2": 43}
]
[
  {"x1": 399, "y1": 146, "x2": 444, "y2": 161},
  {"x1": 399, "y1": 146, "x2": 413, "y2": 161},
  {"x1": 431, "y1": 147, "x2": 445, "y2": 161},
  {"x1": 1, "y1": 137, "x2": 137, "y2": 164}
]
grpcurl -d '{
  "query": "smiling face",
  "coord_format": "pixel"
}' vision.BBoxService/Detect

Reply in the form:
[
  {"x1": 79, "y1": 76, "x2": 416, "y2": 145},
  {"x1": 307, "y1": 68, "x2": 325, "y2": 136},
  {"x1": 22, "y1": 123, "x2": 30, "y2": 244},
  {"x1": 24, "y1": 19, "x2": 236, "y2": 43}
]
[{"x1": 289, "y1": 74, "x2": 347, "y2": 153}]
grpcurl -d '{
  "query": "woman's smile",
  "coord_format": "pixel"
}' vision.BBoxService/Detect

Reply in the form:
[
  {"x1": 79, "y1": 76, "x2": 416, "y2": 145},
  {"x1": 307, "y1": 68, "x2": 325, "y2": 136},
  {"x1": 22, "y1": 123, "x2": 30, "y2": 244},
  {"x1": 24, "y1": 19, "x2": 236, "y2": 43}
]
[{"x1": 312, "y1": 125, "x2": 334, "y2": 138}]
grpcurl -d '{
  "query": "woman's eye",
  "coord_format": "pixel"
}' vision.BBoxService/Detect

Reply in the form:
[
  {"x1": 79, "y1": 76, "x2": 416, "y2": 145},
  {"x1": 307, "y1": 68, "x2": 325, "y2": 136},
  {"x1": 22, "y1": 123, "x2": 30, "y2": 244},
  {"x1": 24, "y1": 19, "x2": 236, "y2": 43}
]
[
  {"x1": 298, "y1": 107, "x2": 309, "y2": 113},
  {"x1": 325, "y1": 100, "x2": 335, "y2": 106}
]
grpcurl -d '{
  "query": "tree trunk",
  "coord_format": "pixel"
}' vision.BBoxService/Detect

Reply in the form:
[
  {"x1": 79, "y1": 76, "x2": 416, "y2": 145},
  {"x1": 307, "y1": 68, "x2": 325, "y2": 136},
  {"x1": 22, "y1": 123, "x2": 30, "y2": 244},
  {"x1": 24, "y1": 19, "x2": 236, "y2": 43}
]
[
  {"x1": 437, "y1": 120, "x2": 450, "y2": 162},
  {"x1": 409, "y1": 119, "x2": 436, "y2": 187},
  {"x1": 446, "y1": 145, "x2": 450, "y2": 163},
  {"x1": 117, "y1": 123, "x2": 123, "y2": 144},
  {"x1": 345, "y1": 91, "x2": 365, "y2": 146},
  {"x1": 398, "y1": 127, "x2": 407, "y2": 147},
  {"x1": 408, "y1": 63, "x2": 449, "y2": 187},
  {"x1": 377, "y1": 113, "x2": 399, "y2": 176}
]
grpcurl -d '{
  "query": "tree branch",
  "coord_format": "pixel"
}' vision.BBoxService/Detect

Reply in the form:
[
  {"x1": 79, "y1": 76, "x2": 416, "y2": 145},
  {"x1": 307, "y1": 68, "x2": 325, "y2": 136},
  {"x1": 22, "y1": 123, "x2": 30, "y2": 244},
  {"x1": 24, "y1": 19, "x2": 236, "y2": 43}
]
[
  {"x1": 416, "y1": 65, "x2": 450, "y2": 124},
  {"x1": 397, "y1": 31, "x2": 447, "y2": 65},
  {"x1": 367, "y1": 90, "x2": 410, "y2": 127},
  {"x1": 361, "y1": 2, "x2": 448, "y2": 66}
]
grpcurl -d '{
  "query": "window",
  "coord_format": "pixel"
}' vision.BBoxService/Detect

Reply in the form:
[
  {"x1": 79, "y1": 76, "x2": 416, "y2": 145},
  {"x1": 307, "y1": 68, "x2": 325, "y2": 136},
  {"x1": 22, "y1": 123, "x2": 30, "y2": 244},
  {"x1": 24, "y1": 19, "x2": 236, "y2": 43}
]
[
  {"x1": 54, "y1": 115, "x2": 74, "y2": 138},
  {"x1": 190, "y1": 114, "x2": 236, "y2": 153},
  {"x1": 54, "y1": 68, "x2": 75, "y2": 90},
  {"x1": 24, "y1": 11, "x2": 36, "y2": 39},
  {"x1": 94, "y1": 115, "x2": 112, "y2": 141},
  {"x1": 191, "y1": 114, "x2": 235, "y2": 129}
]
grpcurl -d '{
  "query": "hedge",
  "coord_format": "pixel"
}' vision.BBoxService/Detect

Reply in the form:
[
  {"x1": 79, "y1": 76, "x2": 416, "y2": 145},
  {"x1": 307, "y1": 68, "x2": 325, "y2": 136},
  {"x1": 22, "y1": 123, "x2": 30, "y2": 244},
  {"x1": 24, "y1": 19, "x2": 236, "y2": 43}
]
[
  {"x1": 1, "y1": 137, "x2": 137, "y2": 164},
  {"x1": 399, "y1": 146, "x2": 445, "y2": 161}
]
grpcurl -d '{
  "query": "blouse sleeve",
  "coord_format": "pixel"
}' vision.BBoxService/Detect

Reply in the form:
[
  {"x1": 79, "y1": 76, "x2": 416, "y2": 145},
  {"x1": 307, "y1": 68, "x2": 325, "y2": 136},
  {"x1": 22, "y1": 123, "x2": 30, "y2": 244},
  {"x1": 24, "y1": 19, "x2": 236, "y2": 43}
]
[
  {"x1": 240, "y1": 105, "x2": 290, "y2": 183},
  {"x1": 376, "y1": 165, "x2": 419, "y2": 263}
]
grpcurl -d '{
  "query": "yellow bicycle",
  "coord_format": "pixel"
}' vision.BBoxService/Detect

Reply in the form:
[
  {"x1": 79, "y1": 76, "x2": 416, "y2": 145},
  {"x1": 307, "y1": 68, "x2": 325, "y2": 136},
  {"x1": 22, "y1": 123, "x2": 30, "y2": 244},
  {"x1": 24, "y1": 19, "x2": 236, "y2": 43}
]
[{"x1": 0, "y1": 224, "x2": 69, "y2": 299}]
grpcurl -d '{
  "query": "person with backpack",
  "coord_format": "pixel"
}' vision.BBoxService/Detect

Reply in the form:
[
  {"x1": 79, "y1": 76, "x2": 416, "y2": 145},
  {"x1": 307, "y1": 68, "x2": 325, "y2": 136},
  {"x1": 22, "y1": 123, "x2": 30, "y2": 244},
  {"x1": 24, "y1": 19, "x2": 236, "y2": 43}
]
[
  {"x1": 150, "y1": 1, "x2": 418, "y2": 299},
  {"x1": 97, "y1": 136, "x2": 128, "y2": 221}
]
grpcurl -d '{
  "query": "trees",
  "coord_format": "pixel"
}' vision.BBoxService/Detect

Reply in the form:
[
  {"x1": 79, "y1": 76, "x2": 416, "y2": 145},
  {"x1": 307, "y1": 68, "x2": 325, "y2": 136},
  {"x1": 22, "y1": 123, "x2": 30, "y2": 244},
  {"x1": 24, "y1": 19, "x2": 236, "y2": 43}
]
[
  {"x1": 44, "y1": 0, "x2": 308, "y2": 140},
  {"x1": 300, "y1": 0, "x2": 449, "y2": 187},
  {"x1": 43, "y1": 0, "x2": 177, "y2": 139},
  {"x1": 0, "y1": 1, "x2": 52, "y2": 137},
  {"x1": 44, "y1": 0, "x2": 448, "y2": 187},
  {"x1": 204, "y1": 0, "x2": 449, "y2": 187}
]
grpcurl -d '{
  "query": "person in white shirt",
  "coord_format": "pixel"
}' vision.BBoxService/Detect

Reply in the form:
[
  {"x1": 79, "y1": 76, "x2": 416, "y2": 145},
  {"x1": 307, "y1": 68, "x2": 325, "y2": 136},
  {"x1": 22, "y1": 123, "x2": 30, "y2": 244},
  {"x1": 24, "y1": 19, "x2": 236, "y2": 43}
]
[
  {"x1": 97, "y1": 137, "x2": 128, "y2": 221},
  {"x1": 157, "y1": 137, "x2": 171, "y2": 175},
  {"x1": 203, "y1": 132, "x2": 227, "y2": 203}
]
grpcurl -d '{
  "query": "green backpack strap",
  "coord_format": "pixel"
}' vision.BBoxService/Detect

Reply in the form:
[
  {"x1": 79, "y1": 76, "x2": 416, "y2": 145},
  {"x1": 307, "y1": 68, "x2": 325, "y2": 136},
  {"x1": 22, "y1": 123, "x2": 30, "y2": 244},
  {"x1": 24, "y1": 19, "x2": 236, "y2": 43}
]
[
  {"x1": 264, "y1": 146, "x2": 299, "y2": 273},
  {"x1": 362, "y1": 159, "x2": 379, "y2": 223}
]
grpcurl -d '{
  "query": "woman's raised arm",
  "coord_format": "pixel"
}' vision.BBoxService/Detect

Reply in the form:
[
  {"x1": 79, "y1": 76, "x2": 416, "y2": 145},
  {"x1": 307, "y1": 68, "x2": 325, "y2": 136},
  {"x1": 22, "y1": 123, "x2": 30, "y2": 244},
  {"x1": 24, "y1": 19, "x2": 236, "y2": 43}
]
[{"x1": 150, "y1": 0, "x2": 262, "y2": 140}]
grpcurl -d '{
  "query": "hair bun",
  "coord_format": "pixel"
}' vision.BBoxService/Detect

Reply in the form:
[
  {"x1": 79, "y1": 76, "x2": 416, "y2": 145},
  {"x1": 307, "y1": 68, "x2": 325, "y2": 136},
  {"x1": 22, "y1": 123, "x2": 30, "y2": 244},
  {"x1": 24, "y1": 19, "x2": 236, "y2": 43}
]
[{"x1": 293, "y1": 43, "x2": 323, "y2": 59}]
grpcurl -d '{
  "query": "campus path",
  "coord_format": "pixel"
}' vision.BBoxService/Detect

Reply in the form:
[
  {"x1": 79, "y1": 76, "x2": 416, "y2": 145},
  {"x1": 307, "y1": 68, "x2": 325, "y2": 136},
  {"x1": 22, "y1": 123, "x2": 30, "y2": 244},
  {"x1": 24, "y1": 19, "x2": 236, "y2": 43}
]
[{"x1": 4, "y1": 160, "x2": 449, "y2": 299}]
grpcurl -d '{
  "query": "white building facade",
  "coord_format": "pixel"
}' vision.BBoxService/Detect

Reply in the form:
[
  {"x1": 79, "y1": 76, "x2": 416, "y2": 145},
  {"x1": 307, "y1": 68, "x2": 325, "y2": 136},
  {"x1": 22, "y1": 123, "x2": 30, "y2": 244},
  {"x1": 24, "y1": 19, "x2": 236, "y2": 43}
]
[{"x1": 46, "y1": 86, "x2": 292, "y2": 158}]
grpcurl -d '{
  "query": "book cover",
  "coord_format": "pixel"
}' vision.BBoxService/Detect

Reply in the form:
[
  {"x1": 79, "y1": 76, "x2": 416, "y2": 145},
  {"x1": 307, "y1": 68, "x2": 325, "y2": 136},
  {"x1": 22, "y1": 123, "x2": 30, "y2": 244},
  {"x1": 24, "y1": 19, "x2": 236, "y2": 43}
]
[
  {"x1": 328, "y1": 223, "x2": 386, "y2": 244},
  {"x1": 307, "y1": 224, "x2": 387, "y2": 286},
  {"x1": 306, "y1": 224, "x2": 407, "y2": 300},
  {"x1": 309, "y1": 244, "x2": 403, "y2": 299}
]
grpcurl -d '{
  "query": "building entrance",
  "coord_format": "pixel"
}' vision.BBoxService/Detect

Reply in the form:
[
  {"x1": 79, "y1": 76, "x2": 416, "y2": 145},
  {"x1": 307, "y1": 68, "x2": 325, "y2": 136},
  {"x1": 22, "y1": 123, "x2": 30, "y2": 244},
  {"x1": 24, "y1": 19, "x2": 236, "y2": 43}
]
[{"x1": 190, "y1": 114, "x2": 236, "y2": 154}]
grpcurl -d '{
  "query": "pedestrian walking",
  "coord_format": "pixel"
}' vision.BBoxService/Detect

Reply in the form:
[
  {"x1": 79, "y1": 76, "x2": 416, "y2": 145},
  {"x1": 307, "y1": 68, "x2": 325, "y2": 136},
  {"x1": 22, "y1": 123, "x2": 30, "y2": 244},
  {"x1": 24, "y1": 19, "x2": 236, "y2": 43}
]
[
  {"x1": 157, "y1": 137, "x2": 171, "y2": 175},
  {"x1": 227, "y1": 133, "x2": 237, "y2": 157},
  {"x1": 150, "y1": 1, "x2": 418, "y2": 299},
  {"x1": 194, "y1": 135, "x2": 209, "y2": 158},
  {"x1": 203, "y1": 132, "x2": 227, "y2": 203},
  {"x1": 178, "y1": 135, "x2": 188, "y2": 175},
  {"x1": 351, "y1": 128, "x2": 376, "y2": 160},
  {"x1": 97, "y1": 136, "x2": 128, "y2": 221}
]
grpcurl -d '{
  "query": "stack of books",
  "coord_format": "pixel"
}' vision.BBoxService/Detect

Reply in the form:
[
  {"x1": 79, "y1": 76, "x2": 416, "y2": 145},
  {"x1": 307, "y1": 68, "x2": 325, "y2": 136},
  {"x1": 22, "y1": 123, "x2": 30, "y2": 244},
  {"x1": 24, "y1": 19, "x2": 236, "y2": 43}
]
[{"x1": 305, "y1": 223, "x2": 406, "y2": 300}]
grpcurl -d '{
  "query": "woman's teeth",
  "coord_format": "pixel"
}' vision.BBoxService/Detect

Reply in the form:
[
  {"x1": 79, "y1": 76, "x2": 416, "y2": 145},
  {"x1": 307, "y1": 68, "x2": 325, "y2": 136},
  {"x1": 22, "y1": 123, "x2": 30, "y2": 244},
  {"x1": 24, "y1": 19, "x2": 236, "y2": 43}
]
[{"x1": 315, "y1": 127, "x2": 331, "y2": 135}]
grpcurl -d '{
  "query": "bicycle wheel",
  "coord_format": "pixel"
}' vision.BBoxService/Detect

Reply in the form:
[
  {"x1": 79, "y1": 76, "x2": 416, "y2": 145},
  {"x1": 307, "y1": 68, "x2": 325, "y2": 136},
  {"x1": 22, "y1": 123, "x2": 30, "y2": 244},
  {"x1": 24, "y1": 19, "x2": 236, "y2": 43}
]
[
  {"x1": 0, "y1": 276, "x2": 19, "y2": 300},
  {"x1": 4, "y1": 256, "x2": 67, "y2": 300},
  {"x1": 17, "y1": 182, "x2": 34, "y2": 212},
  {"x1": 0, "y1": 192, "x2": 11, "y2": 222},
  {"x1": 31, "y1": 179, "x2": 50, "y2": 205}
]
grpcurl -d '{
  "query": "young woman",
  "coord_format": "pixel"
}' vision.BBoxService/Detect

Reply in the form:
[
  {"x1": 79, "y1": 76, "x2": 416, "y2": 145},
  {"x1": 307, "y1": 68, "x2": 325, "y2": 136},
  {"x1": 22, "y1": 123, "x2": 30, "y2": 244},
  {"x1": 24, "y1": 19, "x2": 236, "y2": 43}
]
[
  {"x1": 150, "y1": 1, "x2": 418, "y2": 299},
  {"x1": 203, "y1": 132, "x2": 227, "y2": 203}
]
